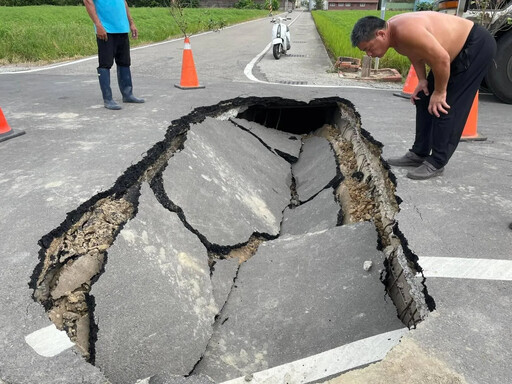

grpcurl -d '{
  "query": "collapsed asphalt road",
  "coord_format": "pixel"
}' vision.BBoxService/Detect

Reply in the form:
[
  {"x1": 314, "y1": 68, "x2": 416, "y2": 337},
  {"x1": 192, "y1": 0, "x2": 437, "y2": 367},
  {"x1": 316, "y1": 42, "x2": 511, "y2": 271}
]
[
  {"x1": 3, "y1": 9, "x2": 510, "y2": 384},
  {"x1": 29, "y1": 97, "x2": 431, "y2": 383}
]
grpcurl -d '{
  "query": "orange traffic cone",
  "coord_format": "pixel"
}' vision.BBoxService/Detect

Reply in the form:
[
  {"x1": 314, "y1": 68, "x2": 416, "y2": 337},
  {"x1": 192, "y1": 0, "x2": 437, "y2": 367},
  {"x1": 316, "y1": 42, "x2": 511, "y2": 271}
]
[
  {"x1": 460, "y1": 91, "x2": 486, "y2": 141},
  {"x1": 0, "y1": 107, "x2": 25, "y2": 143},
  {"x1": 174, "y1": 36, "x2": 205, "y2": 90},
  {"x1": 393, "y1": 65, "x2": 418, "y2": 99}
]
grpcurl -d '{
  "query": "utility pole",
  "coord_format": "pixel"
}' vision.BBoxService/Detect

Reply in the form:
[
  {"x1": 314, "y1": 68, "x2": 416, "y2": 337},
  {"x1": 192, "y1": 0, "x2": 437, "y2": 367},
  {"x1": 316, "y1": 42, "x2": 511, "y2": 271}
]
[{"x1": 374, "y1": 0, "x2": 386, "y2": 71}]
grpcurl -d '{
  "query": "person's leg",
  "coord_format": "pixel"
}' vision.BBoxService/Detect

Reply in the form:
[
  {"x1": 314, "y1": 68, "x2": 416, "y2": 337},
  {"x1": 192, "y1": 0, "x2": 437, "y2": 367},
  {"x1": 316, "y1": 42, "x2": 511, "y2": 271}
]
[
  {"x1": 387, "y1": 72, "x2": 434, "y2": 167},
  {"x1": 96, "y1": 35, "x2": 121, "y2": 110},
  {"x1": 114, "y1": 34, "x2": 144, "y2": 103},
  {"x1": 411, "y1": 71, "x2": 435, "y2": 158}
]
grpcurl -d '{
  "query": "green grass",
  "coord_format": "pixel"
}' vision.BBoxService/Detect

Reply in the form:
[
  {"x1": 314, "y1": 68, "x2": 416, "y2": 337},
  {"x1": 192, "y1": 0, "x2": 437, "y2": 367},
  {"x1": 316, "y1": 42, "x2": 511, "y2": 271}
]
[
  {"x1": 0, "y1": 6, "x2": 268, "y2": 64},
  {"x1": 312, "y1": 10, "x2": 412, "y2": 76}
]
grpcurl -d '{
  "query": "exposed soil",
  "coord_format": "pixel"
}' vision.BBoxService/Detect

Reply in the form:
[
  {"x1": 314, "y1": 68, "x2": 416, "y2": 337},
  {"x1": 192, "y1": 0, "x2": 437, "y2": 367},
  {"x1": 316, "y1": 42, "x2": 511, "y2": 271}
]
[
  {"x1": 34, "y1": 197, "x2": 134, "y2": 360},
  {"x1": 316, "y1": 124, "x2": 379, "y2": 225},
  {"x1": 209, "y1": 235, "x2": 266, "y2": 265}
]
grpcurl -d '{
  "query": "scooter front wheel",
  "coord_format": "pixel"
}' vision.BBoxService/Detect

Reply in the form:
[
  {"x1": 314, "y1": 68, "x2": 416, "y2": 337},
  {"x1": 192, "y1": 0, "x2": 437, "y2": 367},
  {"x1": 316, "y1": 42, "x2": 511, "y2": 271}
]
[{"x1": 273, "y1": 44, "x2": 282, "y2": 60}]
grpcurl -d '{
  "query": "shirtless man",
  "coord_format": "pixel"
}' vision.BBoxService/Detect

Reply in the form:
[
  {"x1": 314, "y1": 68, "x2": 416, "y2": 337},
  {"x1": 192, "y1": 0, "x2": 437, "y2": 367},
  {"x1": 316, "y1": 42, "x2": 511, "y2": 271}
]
[{"x1": 351, "y1": 12, "x2": 496, "y2": 179}]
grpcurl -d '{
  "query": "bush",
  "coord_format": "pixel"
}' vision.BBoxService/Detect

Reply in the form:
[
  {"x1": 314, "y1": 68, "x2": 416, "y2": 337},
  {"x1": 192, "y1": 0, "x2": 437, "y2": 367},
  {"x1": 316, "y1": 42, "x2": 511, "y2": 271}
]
[
  {"x1": 263, "y1": 0, "x2": 279, "y2": 11},
  {"x1": 314, "y1": 0, "x2": 323, "y2": 10},
  {"x1": 234, "y1": 0, "x2": 262, "y2": 9},
  {"x1": 416, "y1": 1, "x2": 434, "y2": 11}
]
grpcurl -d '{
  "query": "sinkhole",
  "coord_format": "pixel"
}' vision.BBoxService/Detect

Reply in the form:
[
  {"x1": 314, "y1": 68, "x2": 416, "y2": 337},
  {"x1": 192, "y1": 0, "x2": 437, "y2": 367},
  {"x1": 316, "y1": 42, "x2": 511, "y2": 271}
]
[{"x1": 30, "y1": 96, "x2": 435, "y2": 384}]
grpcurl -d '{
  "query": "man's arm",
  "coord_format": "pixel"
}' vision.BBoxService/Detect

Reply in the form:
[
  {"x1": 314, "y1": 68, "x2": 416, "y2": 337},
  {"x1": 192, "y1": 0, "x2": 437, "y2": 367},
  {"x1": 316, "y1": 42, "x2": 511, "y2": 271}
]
[
  {"x1": 83, "y1": 0, "x2": 108, "y2": 41},
  {"x1": 423, "y1": 36, "x2": 451, "y2": 117},
  {"x1": 410, "y1": 59, "x2": 429, "y2": 103},
  {"x1": 125, "y1": 1, "x2": 138, "y2": 39},
  {"x1": 394, "y1": 23, "x2": 451, "y2": 117}
]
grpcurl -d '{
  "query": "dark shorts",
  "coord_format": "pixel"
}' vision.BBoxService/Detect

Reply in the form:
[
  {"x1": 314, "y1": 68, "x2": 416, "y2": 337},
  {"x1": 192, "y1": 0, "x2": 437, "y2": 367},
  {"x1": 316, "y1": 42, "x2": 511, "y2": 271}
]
[{"x1": 97, "y1": 33, "x2": 131, "y2": 69}]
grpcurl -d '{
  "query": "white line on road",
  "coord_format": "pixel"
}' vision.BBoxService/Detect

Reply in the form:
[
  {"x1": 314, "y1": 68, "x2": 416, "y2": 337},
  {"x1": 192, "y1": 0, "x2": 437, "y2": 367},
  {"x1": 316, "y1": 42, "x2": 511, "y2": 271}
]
[
  {"x1": 25, "y1": 324, "x2": 75, "y2": 357},
  {"x1": 419, "y1": 257, "x2": 512, "y2": 280},
  {"x1": 219, "y1": 328, "x2": 408, "y2": 384},
  {"x1": 242, "y1": 12, "x2": 392, "y2": 90}
]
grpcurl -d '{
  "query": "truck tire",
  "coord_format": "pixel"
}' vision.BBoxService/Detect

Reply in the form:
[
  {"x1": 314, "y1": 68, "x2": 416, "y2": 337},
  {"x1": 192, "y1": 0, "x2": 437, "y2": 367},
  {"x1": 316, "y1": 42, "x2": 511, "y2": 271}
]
[{"x1": 485, "y1": 32, "x2": 512, "y2": 104}]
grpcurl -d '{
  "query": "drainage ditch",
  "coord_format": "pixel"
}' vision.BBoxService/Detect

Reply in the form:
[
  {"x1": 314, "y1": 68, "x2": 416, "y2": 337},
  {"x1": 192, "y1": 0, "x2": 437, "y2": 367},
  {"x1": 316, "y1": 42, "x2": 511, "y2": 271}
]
[{"x1": 29, "y1": 96, "x2": 434, "y2": 381}]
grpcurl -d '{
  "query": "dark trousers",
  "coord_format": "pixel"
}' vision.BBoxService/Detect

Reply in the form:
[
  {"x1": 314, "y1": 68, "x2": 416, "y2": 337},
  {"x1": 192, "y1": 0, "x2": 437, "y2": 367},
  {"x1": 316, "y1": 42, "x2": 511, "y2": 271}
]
[
  {"x1": 97, "y1": 33, "x2": 131, "y2": 69},
  {"x1": 411, "y1": 24, "x2": 497, "y2": 169}
]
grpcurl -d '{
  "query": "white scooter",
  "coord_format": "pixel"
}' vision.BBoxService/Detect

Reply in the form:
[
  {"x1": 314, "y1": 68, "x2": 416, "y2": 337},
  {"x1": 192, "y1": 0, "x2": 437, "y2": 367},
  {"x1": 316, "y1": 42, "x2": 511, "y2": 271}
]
[{"x1": 271, "y1": 17, "x2": 291, "y2": 60}]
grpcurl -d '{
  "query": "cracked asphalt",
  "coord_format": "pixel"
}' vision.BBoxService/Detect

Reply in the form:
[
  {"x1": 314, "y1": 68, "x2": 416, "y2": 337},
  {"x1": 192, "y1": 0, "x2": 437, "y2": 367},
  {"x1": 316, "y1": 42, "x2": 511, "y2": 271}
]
[{"x1": 1, "y1": 9, "x2": 511, "y2": 384}]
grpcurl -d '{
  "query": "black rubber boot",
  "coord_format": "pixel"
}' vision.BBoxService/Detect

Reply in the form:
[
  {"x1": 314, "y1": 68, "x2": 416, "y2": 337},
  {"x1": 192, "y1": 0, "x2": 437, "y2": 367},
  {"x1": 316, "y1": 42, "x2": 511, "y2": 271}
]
[
  {"x1": 97, "y1": 68, "x2": 122, "y2": 110},
  {"x1": 117, "y1": 66, "x2": 145, "y2": 103}
]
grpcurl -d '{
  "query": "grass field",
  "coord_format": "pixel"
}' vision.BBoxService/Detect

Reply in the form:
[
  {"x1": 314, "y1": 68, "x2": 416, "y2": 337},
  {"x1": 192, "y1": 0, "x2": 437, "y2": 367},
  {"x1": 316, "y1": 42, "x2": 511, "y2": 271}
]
[
  {"x1": 0, "y1": 6, "x2": 268, "y2": 64},
  {"x1": 312, "y1": 10, "x2": 412, "y2": 76}
]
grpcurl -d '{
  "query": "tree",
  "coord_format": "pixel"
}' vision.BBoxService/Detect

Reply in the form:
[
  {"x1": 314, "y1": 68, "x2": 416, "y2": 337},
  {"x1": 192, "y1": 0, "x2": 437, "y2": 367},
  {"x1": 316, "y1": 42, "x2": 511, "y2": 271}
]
[
  {"x1": 467, "y1": 0, "x2": 512, "y2": 36},
  {"x1": 169, "y1": 0, "x2": 189, "y2": 37}
]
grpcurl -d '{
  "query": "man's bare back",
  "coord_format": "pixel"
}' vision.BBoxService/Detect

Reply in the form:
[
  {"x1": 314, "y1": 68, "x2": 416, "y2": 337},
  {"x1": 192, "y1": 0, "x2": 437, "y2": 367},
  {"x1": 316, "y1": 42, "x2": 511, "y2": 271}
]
[
  {"x1": 388, "y1": 11, "x2": 473, "y2": 63},
  {"x1": 384, "y1": 12, "x2": 474, "y2": 117}
]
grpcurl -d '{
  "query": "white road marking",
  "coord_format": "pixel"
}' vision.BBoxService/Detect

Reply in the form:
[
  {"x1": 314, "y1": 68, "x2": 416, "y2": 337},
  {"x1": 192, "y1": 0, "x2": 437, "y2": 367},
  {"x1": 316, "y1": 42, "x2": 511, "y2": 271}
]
[
  {"x1": 219, "y1": 328, "x2": 408, "y2": 384},
  {"x1": 25, "y1": 324, "x2": 74, "y2": 357},
  {"x1": 242, "y1": 13, "x2": 391, "y2": 90},
  {"x1": 244, "y1": 43, "x2": 271, "y2": 83},
  {"x1": 419, "y1": 257, "x2": 512, "y2": 280}
]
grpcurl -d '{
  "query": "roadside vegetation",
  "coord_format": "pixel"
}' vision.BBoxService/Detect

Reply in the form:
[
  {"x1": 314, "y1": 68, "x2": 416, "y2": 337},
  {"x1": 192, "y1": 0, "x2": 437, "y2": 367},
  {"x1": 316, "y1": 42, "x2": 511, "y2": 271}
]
[
  {"x1": 312, "y1": 10, "x2": 412, "y2": 76},
  {"x1": 1, "y1": 5, "x2": 411, "y2": 76},
  {"x1": 0, "y1": 6, "x2": 268, "y2": 64}
]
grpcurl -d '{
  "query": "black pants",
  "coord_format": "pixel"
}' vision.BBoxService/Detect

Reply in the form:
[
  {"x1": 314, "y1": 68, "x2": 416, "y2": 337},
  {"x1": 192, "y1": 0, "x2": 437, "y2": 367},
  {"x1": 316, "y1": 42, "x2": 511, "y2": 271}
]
[
  {"x1": 97, "y1": 33, "x2": 131, "y2": 69},
  {"x1": 411, "y1": 24, "x2": 497, "y2": 169}
]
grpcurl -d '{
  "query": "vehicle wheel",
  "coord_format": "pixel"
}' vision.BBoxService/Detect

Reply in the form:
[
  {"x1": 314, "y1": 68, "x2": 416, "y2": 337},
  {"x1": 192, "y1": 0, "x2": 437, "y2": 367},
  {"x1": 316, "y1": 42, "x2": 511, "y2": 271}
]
[
  {"x1": 485, "y1": 32, "x2": 512, "y2": 104},
  {"x1": 273, "y1": 44, "x2": 282, "y2": 60}
]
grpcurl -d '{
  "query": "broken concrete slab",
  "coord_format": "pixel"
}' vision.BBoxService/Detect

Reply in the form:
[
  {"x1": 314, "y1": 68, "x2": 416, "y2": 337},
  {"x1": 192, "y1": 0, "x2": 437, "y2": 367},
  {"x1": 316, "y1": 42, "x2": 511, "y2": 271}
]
[
  {"x1": 195, "y1": 222, "x2": 404, "y2": 382},
  {"x1": 136, "y1": 373, "x2": 216, "y2": 384},
  {"x1": 211, "y1": 258, "x2": 240, "y2": 310},
  {"x1": 162, "y1": 117, "x2": 292, "y2": 247},
  {"x1": 281, "y1": 188, "x2": 341, "y2": 236},
  {"x1": 91, "y1": 183, "x2": 217, "y2": 384},
  {"x1": 229, "y1": 117, "x2": 302, "y2": 162},
  {"x1": 292, "y1": 136, "x2": 339, "y2": 202},
  {"x1": 51, "y1": 252, "x2": 104, "y2": 300}
]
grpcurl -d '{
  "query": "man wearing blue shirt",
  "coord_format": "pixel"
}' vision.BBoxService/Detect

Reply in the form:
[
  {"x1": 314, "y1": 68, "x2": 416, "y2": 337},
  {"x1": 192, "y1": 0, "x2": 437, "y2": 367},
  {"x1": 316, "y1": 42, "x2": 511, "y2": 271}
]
[{"x1": 84, "y1": 0, "x2": 145, "y2": 110}]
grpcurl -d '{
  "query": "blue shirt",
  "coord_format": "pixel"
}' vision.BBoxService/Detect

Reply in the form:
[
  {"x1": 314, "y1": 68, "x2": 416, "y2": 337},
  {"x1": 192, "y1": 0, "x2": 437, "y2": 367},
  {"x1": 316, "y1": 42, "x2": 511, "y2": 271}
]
[{"x1": 93, "y1": 0, "x2": 130, "y2": 34}]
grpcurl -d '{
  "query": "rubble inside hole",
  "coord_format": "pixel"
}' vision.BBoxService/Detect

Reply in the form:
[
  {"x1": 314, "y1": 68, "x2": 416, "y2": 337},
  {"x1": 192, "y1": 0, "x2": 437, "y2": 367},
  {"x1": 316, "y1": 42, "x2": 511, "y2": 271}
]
[{"x1": 33, "y1": 197, "x2": 135, "y2": 360}]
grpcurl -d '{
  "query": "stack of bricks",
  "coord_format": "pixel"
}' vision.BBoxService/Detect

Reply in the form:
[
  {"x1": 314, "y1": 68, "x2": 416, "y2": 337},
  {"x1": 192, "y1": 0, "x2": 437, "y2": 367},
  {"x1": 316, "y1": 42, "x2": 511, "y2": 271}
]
[{"x1": 334, "y1": 56, "x2": 361, "y2": 72}]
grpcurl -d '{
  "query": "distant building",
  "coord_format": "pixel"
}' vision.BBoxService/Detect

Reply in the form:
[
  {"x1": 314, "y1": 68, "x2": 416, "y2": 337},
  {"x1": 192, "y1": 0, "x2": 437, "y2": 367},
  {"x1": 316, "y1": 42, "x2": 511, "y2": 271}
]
[{"x1": 327, "y1": 0, "x2": 378, "y2": 10}]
